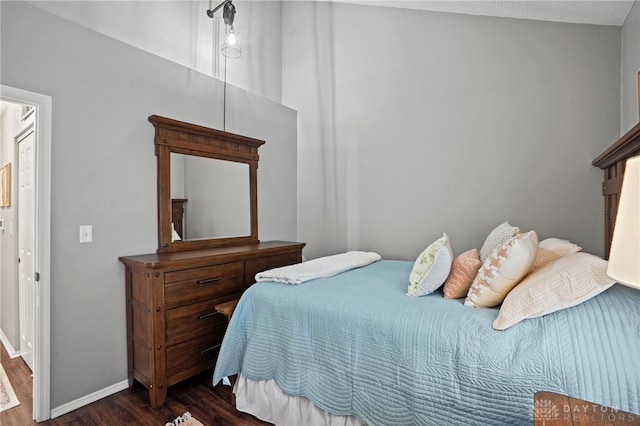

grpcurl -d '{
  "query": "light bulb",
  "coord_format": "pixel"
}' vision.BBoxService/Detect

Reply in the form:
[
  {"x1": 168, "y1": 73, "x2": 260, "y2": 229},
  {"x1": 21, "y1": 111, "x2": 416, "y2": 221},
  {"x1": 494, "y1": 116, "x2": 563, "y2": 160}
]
[{"x1": 226, "y1": 29, "x2": 237, "y2": 46}]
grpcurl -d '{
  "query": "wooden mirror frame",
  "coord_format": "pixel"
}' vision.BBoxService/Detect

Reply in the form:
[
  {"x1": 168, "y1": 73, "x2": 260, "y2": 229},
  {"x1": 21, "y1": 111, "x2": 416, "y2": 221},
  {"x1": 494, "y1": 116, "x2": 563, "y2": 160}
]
[{"x1": 149, "y1": 115, "x2": 264, "y2": 253}]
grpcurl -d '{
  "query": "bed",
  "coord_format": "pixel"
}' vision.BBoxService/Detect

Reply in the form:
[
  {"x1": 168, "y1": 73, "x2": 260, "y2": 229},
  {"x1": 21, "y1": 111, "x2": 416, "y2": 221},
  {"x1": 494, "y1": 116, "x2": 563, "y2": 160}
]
[{"x1": 212, "y1": 124, "x2": 640, "y2": 425}]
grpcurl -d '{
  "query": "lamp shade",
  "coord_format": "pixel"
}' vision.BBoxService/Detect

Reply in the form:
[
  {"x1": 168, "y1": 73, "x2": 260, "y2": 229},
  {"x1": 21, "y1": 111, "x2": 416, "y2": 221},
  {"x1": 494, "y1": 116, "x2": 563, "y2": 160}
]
[
  {"x1": 607, "y1": 155, "x2": 640, "y2": 289},
  {"x1": 221, "y1": 26, "x2": 241, "y2": 59}
]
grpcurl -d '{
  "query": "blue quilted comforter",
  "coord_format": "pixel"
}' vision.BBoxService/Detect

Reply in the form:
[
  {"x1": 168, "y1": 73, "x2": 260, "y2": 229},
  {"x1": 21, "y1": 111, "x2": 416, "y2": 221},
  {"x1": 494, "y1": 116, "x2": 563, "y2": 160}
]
[{"x1": 213, "y1": 260, "x2": 640, "y2": 425}]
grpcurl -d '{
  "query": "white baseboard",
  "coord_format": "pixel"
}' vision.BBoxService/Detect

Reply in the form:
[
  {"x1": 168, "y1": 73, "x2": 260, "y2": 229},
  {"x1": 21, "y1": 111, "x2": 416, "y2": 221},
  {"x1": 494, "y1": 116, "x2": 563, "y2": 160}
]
[
  {"x1": 0, "y1": 328, "x2": 21, "y2": 358},
  {"x1": 50, "y1": 379, "x2": 129, "y2": 419}
]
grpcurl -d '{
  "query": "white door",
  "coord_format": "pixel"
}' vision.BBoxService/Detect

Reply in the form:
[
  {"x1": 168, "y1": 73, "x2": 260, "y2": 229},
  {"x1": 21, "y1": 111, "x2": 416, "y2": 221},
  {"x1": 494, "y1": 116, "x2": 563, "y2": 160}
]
[{"x1": 18, "y1": 127, "x2": 36, "y2": 372}]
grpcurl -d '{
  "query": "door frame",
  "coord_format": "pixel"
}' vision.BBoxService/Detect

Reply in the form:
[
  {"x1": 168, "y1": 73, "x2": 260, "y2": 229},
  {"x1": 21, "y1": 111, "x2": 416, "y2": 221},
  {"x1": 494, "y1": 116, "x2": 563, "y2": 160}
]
[{"x1": 1, "y1": 84, "x2": 52, "y2": 421}]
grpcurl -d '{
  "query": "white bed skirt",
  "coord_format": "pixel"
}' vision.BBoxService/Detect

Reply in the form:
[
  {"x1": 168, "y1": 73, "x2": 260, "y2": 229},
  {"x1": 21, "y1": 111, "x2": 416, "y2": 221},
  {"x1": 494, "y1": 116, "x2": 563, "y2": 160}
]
[{"x1": 232, "y1": 375, "x2": 364, "y2": 426}]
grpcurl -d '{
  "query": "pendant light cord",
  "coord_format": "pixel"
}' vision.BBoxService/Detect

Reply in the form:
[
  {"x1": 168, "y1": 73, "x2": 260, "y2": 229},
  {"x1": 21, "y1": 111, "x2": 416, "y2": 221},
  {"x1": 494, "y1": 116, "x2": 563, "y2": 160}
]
[{"x1": 223, "y1": 55, "x2": 227, "y2": 131}]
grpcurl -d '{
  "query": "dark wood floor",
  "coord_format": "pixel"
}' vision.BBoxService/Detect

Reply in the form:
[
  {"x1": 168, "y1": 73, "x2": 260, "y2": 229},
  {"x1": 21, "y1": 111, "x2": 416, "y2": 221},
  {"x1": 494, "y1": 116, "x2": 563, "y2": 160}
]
[{"x1": 0, "y1": 342, "x2": 270, "y2": 425}]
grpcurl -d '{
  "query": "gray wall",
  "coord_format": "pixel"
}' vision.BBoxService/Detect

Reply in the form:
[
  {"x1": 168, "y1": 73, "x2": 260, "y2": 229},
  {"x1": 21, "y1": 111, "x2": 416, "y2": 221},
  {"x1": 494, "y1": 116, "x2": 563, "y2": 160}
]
[
  {"x1": 621, "y1": 0, "x2": 640, "y2": 133},
  {"x1": 0, "y1": 0, "x2": 297, "y2": 409},
  {"x1": 27, "y1": 0, "x2": 284, "y2": 104},
  {"x1": 282, "y1": 1, "x2": 621, "y2": 261}
]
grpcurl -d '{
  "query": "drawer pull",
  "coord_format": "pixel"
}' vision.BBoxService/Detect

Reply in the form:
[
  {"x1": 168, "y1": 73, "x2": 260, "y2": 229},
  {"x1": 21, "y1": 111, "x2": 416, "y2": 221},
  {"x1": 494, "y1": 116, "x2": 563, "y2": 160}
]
[
  {"x1": 200, "y1": 344, "x2": 221, "y2": 354},
  {"x1": 197, "y1": 277, "x2": 221, "y2": 285},
  {"x1": 198, "y1": 311, "x2": 219, "y2": 320}
]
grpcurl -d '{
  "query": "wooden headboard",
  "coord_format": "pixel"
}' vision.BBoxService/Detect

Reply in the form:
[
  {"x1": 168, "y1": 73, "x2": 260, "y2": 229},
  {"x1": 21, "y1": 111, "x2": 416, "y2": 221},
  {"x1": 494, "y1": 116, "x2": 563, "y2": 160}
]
[{"x1": 592, "y1": 121, "x2": 640, "y2": 257}]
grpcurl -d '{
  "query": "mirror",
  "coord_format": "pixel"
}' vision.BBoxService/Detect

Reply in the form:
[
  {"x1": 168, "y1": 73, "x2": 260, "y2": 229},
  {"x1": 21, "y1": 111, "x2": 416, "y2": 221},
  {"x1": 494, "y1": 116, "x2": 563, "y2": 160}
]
[
  {"x1": 149, "y1": 115, "x2": 264, "y2": 253},
  {"x1": 170, "y1": 154, "x2": 250, "y2": 240}
]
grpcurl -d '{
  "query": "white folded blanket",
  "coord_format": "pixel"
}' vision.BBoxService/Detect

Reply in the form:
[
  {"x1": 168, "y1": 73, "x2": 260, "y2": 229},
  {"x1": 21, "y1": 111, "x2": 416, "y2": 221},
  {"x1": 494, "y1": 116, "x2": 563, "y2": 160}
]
[{"x1": 255, "y1": 251, "x2": 382, "y2": 285}]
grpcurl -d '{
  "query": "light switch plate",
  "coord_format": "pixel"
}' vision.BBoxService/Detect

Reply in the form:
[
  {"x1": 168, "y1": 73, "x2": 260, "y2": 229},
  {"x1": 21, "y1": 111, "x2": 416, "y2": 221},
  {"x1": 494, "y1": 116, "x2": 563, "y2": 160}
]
[{"x1": 79, "y1": 225, "x2": 92, "y2": 243}]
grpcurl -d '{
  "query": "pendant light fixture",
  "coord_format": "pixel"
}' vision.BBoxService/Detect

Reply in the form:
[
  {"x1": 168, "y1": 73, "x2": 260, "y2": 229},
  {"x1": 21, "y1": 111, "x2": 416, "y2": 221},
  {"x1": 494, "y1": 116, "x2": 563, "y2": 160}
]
[{"x1": 207, "y1": 0, "x2": 242, "y2": 59}]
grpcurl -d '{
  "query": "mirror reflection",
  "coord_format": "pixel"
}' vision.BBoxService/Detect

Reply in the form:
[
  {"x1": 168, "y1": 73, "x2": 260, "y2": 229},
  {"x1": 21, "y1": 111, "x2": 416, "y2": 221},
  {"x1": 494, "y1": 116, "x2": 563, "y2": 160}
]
[{"x1": 170, "y1": 153, "x2": 250, "y2": 241}]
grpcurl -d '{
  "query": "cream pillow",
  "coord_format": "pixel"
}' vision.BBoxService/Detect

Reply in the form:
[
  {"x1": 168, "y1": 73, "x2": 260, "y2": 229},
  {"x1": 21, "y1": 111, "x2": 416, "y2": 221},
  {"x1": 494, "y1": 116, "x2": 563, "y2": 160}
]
[
  {"x1": 532, "y1": 238, "x2": 582, "y2": 270},
  {"x1": 407, "y1": 234, "x2": 453, "y2": 297},
  {"x1": 443, "y1": 249, "x2": 482, "y2": 299},
  {"x1": 465, "y1": 231, "x2": 538, "y2": 308},
  {"x1": 479, "y1": 221, "x2": 520, "y2": 262},
  {"x1": 493, "y1": 252, "x2": 615, "y2": 330}
]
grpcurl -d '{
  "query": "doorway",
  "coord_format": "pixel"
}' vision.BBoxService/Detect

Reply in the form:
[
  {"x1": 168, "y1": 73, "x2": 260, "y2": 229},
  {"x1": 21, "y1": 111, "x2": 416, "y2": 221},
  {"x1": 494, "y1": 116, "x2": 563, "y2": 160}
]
[
  {"x1": 0, "y1": 85, "x2": 51, "y2": 422},
  {"x1": 18, "y1": 124, "x2": 36, "y2": 373}
]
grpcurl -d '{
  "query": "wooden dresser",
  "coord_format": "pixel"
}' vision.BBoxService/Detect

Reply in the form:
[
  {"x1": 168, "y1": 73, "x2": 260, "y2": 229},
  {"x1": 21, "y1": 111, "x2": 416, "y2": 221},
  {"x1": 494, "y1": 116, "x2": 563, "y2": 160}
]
[{"x1": 119, "y1": 240, "x2": 305, "y2": 408}]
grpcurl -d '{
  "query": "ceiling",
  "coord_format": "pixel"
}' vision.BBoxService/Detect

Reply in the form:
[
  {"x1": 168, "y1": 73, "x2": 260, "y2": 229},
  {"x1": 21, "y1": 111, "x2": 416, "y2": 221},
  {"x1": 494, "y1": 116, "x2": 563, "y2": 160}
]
[{"x1": 325, "y1": 0, "x2": 635, "y2": 26}]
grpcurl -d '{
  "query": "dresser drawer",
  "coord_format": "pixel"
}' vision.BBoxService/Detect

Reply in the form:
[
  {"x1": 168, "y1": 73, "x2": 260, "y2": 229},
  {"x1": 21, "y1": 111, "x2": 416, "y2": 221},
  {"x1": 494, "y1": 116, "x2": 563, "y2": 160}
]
[
  {"x1": 164, "y1": 262, "x2": 243, "y2": 308},
  {"x1": 245, "y1": 253, "x2": 299, "y2": 285},
  {"x1": 165, "y1": 299, "x2": 228, "y2": 346},
  {"x1": 166, "y1": 334, "x2": 223, "y2": 384}
]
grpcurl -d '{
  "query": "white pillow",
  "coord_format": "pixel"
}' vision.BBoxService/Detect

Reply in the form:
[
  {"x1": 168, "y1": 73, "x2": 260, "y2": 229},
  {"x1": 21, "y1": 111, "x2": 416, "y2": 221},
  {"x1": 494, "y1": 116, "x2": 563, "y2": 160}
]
[
  {"x1": 407, "y1": 234, "x2": 453, "y2": 297},
  {"x1": 465, "y1": 231, "x2": 538, "y2": 308},
  {"x1": 493, "y1": 252, "x2": 615, "y2": 330},
  {"x1": 532, "y1": 237, "x2": 582, "y2": 270},
  {"x1": 479, "y1": 221, "x2": 520, "y2": 262}
]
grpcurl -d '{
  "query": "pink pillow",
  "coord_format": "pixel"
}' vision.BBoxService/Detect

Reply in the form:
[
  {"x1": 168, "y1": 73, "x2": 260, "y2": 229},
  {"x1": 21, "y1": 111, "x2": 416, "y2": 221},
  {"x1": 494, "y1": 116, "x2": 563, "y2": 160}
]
[{"x1": 443, "y1": 249, "x2": 482, "y2": 299}]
